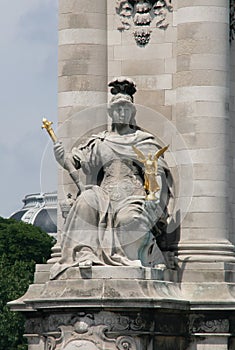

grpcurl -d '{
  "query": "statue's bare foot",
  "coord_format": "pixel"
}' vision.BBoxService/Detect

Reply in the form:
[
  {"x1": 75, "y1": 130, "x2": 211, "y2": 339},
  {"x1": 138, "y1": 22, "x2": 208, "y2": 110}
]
[{"x1": 79, "y1": 260, "x2": 92, "y2": 269}]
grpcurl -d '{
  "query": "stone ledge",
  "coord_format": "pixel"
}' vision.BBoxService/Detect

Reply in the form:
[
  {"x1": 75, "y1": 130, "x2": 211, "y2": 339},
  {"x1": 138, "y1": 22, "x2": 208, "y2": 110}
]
[
  {"x1": 34, "y1": 265, "x2": 178, "y2": 284},
  {"x1": 181, "y1": 282, "x2": 235, "y2": 304},
  {"x1": 9, "y1": 278, "x2": 235, "y2": 314},
  {"x1": 55, "y1": 266, "x2": 178, "y2": 281},
  {"x1": 8, "y1": 278, "x2": 187, "y2": 312}
]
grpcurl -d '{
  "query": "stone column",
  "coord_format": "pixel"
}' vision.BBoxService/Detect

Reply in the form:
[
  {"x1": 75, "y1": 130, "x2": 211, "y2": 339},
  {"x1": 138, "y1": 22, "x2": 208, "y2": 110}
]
[
  {"x1": 174, "y1": 1, "x2": 235, "y2": 270},
  {"x1": 53, "y1": 0, "x2": 108, "y2": 258},
  {"x1": 58, "y1": 0, "x2": 107, "y2": 119}
]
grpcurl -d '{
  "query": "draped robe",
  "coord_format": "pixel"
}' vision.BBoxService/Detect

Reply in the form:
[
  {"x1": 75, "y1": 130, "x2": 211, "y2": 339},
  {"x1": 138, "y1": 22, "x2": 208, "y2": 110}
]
[{"x1": 50, "y1": 129, "x2": 171, "y2": 279}]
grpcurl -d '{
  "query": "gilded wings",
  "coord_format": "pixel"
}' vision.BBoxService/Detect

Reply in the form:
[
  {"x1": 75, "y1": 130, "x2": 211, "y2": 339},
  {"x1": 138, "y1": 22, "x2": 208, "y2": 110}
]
[{"x1": 132, "y1": 145, "x2": 169, "y2": 163}]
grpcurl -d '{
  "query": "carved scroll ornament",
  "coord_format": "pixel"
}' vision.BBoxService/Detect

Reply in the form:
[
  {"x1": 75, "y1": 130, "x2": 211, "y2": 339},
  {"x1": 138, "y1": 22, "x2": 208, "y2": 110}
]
[
  {"x1": 189, "y1": 315, "x2": 229, "y2": 334},
  {"x1": 116, "y1": 0, "x2": 173, "y2": 46},
  {"x1": 44, "y1": 313, "x2": 139, "y2": 350}
]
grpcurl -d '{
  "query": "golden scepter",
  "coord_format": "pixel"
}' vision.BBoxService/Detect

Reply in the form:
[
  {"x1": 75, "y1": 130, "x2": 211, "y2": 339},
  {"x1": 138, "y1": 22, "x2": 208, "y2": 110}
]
[
  {"x1": 41, "y1": 118, "x2": 83, "y2": 193},
  {"x1": 41, "y1": 118, "x2": 57, "y2": 143}
]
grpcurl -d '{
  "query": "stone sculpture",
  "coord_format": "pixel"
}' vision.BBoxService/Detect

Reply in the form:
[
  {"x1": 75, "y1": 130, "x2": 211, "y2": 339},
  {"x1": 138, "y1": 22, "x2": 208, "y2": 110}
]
[
  {"x1": 116, "y1": 0, "x2": 173, "y2": 46},
  {"x1": 43, "y1": 312, "x2": 141, "y2": 350},
  {"x1": 50, "y1": 77, "x2": 172, "y2": 279}
]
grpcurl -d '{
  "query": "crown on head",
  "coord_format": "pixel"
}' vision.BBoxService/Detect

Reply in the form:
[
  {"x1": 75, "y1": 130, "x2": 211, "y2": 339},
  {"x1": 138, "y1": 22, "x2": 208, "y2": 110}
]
[{"x1": 108, "y1": 77, "x2": 137, "y2": 102}]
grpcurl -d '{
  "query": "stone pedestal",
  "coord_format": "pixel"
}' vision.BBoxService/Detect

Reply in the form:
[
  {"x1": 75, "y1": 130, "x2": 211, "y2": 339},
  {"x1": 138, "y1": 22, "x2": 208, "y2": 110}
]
[
  {"x1": 9, "y1": 265, "x2": 188, "y2": 350},
  {"x1": 9, "y1": 264, "x2": 235, "y2": 350}
]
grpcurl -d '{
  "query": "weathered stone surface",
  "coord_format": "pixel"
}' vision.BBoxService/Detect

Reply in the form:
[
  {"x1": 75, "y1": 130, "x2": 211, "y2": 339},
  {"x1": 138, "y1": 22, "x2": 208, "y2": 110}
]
[
  {"x1": 177, "y1": 22, "x2": 228, "y2": 43},
  {"x1": 59, "y1": 13, "x2": 106, "y2": 30},
  {"x1": 58, "y1": 91, "x2": 107, "y2": 107},
  {"x1": 58, "y1": 75, "x2": 107, "y2": 93},
  {"x1": 58, "y1": 44, "x2": 106, "y2": 62},
  {"x1": 59, "y1": 28, "x2": 107, "y2": 45},
  {"x1": 9, "y1": 276, "x2": 186, "y2": 309},
  {"x1": 58, "y1": 60, "x2": 107, "y2": 77},
  {"x1": 175, "y1": 6, "x2": 228, "y2": 25},
  {"x1": 114, "y1": 43, "x2": 173, "y2": 60},
  {"x1": 175, "y1": 70, "x2": 227, "y2": 88},
  {"x1": 177, "y1": 0, "x2": 227, "y2": 9},
  {"x1": 177, "y1": 39, "x2": 227, "y2": 56},
  {"x1": 59, "y1": 0, "x2": 107, "y2": 14}
]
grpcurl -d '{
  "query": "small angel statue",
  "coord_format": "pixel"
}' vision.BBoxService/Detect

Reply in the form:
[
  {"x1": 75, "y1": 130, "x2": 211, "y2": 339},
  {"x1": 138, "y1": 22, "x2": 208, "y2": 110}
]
[{"x1": 132, "y1": 145, "x2": 169, "y2": 201}]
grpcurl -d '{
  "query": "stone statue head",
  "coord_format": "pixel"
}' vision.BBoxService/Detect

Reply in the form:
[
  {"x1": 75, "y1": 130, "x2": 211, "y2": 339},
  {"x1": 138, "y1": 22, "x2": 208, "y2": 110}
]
[{"x1": 108, "y1": 77, "x2": 137, "y2": 129}]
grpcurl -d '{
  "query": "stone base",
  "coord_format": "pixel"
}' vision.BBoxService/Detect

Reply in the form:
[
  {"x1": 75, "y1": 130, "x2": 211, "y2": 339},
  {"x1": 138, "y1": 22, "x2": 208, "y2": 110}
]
[
  {"x1": 22, "y1": 310, "x2": 191, "y2": 350},
  {"x1": 10, "y1": 265, "x2": 185, "y2": 311},
  {"x1": 34, "y1": 264, "x2": 179, "y2": 283},
  {"x1": 178, "y1": 262, "x2": 235, "y2": 283},
  {"x1": 8, "y1": 264, "x2": 235, "y2": 349},
  {"x1": 9, "y1": 264, "x2": 189, "y2": 349}
]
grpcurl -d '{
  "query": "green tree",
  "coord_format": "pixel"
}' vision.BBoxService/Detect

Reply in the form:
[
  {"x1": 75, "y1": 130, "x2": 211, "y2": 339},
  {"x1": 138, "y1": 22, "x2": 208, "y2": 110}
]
[{"x1": 0, "y1": 217, "x2": 54, "y2": 350}]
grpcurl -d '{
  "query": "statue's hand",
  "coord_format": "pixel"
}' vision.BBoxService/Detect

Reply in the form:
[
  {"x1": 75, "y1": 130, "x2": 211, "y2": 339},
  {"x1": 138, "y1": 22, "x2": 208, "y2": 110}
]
[
  {"x1": 54, "y1": 142, "x2": 65, "y2": 168},
  {"x1": 53, "y1": 142, "x2": 83, "y2": 194}
]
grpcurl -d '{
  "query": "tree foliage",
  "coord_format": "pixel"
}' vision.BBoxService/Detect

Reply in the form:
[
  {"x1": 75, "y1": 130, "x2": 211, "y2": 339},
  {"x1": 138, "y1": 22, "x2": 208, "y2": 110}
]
[
  {"x1": 0, "y1": 217, "x2": 53, "y2": 264},
  {"x1": 0, "y1": 217, "x2": 54, "y2": 350}
]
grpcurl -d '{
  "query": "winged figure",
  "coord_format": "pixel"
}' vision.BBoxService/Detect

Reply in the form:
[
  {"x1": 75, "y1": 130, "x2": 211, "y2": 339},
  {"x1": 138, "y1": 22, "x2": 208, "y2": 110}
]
[{"x1": 132, "y1": 144, "x2": 169, "y2": 200}]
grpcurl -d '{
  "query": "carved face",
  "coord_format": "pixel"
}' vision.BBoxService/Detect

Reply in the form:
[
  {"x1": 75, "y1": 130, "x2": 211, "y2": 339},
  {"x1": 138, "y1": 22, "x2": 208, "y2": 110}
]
[{"x1": 111, "y1": 103, "x2": 133, "y2": 125}]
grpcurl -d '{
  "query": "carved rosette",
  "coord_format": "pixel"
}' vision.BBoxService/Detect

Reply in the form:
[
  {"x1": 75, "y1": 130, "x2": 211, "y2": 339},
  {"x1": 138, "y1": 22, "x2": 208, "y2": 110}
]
[
  {"x1": 116, "y1": 336, "x2": 137, "y2": 349},
  {"x1": 116, "y1": 0, "x2": 173, "y2": 46}
]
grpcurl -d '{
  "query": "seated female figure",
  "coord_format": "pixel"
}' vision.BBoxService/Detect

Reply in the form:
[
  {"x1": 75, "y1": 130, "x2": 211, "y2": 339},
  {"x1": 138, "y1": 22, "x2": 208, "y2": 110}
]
[{"x1": 51, "y1": 78, "x2": 171, "y2": 279}]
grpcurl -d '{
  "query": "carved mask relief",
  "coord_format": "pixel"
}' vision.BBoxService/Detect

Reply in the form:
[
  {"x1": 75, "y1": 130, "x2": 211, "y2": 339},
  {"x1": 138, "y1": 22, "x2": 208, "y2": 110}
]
[{"x1": 116, "y1": 0, "x2": 173, "y2": 46}]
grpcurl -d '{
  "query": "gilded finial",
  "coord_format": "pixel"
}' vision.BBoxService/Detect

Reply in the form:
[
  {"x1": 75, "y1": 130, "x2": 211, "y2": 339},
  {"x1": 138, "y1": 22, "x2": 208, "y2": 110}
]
[{"x1": 41, "y1": 118, "x2": 57, "y2": 143}]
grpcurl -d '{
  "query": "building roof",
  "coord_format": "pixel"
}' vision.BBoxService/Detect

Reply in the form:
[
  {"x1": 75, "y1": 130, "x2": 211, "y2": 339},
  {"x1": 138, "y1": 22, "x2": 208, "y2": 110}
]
[{"x1": 10, "y1": 192, "x2": 57, "y2": 236}]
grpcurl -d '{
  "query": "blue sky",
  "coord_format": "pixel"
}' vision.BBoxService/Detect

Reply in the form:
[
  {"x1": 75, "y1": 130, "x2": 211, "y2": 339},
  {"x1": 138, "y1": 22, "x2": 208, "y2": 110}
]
[{"x1": 0, "y1": 1, "x2": 58, "y2": 217}]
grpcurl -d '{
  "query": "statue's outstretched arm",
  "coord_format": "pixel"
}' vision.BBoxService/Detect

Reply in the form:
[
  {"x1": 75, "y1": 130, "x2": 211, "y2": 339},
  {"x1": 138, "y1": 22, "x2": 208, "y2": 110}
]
[
  {"x1": 53, "y1": 142, "x2": 83, "y2": 194},
  {"x1": 53, "y1": 142, "x2": 77, "y2": 171},
  {"x1": 54, "y1": 142, "x2": 66, "y2": 168}
]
